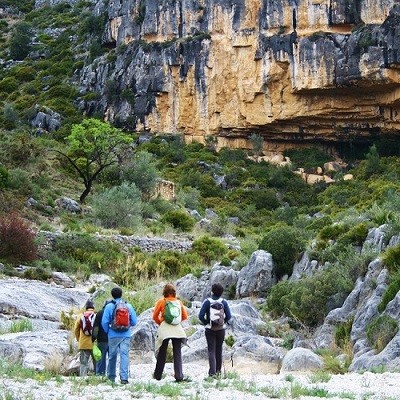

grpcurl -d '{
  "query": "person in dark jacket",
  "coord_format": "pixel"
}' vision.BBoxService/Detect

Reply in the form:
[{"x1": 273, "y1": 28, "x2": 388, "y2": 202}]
[
  {"x1": 198, "y1": 283, "x2": 232, "y2": 378},
  {"x1": 92, "y1": 299, "x2": 112, "y2": 376}
]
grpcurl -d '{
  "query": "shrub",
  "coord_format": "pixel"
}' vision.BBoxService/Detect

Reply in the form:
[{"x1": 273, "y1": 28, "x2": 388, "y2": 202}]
[
  {"x1": 175, "y1": 187, "x2": 201, "y2": 210},
  {"x1": 23, "y1": 267, "x2": 51, "y2": 281},
  {"x1": 49, "y1": 234, "x2": 123, "y2": 273},
  {"x1": 266, "y1": 266, "x2": 353, "y2": 327},
  {"x1": 0, "y1": 165, "x2": 8, "y2": 188},
  {"x1": 250, "y1": 188, "x2": 280, "y2": 210},
  {"x1": 318, "y1": 223, "x2": 347, "y2": 241},
  {"x1": 334, "y1": 318, "x2": 354, "y2": 349},
  {"x1": 9, "y1": 22, "x2": 32, "y2": 60},
  {"x1": 338, "y1": 222, "x2": 371, "y2": 246},
  {"x1": 191, "y1": 235, "x2": 227, "y2": 264},
  {"x1": 0, "y1": 212, "x2": 37, "y2": 263},
  {"x1": 381, "y1": 244, "x2": 400, "y2": 274},
  {"x1": 259, "y1": 224, "x2": 306, "y2": 278},
  {"x1": 91, "y1": 183, "x2": 143, "y2": 229},
  {"x1": 378, "y1": 271, "x2": 400, "y2": 313},
  {"x1": 121, "y1": 151, "x2": 160, "y2": 200},
  {"x1": 0, "y1": 77, "x2": 18, "y2": 94},
  {"x1": 161, "y1": 209, "x2": 195, "y2": 232},
  {"x1": 366, "y1": 315, "x2": 398, "y2": 352},
  {"x1": 283, "y1": 146, "x2": 333, "y2": 171}
]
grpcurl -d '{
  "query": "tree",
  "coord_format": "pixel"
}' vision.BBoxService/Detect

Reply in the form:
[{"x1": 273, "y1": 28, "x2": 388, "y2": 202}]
[
  {"x1": 9, "y1": 22, "x2": 32, "y2": 60},
  {"x1": 122, "y1": 151, "x2": 160, "y2": 200},
  {"x1": 249, "y1": 133, "x2": 264, "y2": 160},
  {"x1": 92, "y1": 182, "x2": 142, "y2": 228},
  {"x1": 55, "y1": 119, "x2": 133, "y2": 203}
]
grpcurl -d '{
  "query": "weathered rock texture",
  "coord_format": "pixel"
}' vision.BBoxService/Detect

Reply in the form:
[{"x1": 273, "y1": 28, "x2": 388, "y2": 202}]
[{"x1": 74, "y1": 0, "x2": 400, "y2": 150}]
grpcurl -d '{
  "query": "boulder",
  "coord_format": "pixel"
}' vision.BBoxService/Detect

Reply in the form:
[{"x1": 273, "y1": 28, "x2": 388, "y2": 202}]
[
  {"x1": 0, "y1": 279, "x2": 89, "y2": 322},
  {"x1": 280, "y1": 348, "x2": 323, "y2": 372},
  {"x1": 0, "y1": 330, "x2": 71, "y2": 371},
  {"x1": 236, "y1": 250, "x2": 276, "y2": 298}
]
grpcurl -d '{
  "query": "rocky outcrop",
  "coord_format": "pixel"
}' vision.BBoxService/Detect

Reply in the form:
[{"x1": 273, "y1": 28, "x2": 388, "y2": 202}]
[
  {"x1": 236, "y1": 250, "x2": 276, "y2": 297},
  {"x1": 72, "y1": 0, "x2": 400, "y2": 150},
  {"x1": 280, "y1": 348, "x2": 323, "y2": 372}
]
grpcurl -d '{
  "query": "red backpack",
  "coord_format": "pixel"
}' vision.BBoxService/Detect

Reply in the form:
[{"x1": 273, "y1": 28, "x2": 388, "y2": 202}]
[
  {"x1": 80, "y1": 310, "x2": 96, "y2": 336},
  {"x1": 111, "y1": 301, "x2": 130, "y2": 331}
]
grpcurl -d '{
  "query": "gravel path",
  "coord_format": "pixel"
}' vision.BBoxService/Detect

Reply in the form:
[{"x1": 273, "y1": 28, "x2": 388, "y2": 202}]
[{"x1": 1, "y1": 361, "x2": 400, "y2": 399}]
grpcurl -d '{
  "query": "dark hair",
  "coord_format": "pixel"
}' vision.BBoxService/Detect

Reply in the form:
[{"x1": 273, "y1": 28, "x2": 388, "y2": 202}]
[
  {"x1": 111, "y1": 287, "x2": 123, "y2": 299},
  {"x1": 85, "y1": 300, "x2": 95, "y2": 310},
  {"x1": 163, "y1": 283, "x2": 176, "y2": 298},
  {"x1": 211, "y1": 283, "x2": 223, "y2": 297}
]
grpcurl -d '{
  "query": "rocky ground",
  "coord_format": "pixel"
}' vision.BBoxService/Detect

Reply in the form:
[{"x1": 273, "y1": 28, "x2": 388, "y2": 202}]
[{"x1": 1, "y1": 360, "x2": 400, "y2": 400}]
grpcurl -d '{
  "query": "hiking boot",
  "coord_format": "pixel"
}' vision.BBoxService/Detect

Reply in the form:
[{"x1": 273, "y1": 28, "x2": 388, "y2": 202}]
[{"x1": 120, "y1": 380, "x2": 129, "y2": 384}]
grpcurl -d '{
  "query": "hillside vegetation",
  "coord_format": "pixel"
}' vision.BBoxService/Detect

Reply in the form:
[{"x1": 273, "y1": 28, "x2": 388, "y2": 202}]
[{"x1": 1, "y1": 0, "x2": 400, "y2": 339}]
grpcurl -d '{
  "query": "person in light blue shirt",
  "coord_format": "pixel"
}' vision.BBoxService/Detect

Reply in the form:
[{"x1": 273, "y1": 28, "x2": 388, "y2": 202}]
[{"x1": 101, "y1": 287, "x2": 137, "y2": 384}]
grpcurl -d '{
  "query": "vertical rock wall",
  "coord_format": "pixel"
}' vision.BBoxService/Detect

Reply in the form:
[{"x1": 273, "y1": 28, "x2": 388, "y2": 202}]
[{"x1": 76, "y1": 0, "x2": 400, "y2": 149}]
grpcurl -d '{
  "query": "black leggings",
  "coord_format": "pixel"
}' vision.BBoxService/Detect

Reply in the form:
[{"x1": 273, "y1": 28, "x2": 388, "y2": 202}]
[
  {"x1": 205, "y1": 328, "x2": 225, "y2": 376},
  {"x1": 154, "y1": 338, "x2": 183, "y2": 381}
]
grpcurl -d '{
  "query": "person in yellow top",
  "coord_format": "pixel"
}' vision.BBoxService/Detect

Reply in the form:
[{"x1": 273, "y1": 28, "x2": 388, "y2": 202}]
[
  {"x1": 74, "y1": 299, "x2": 96, "y2": 377},
  {"x1": 152, "y1": 283, "x2": 189, "y2": 382}
]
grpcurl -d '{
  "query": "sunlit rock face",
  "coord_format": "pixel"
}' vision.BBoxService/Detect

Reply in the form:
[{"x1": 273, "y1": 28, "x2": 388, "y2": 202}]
[{"x1": 76, "y1": 0, "x2": 400, "y2": 150}]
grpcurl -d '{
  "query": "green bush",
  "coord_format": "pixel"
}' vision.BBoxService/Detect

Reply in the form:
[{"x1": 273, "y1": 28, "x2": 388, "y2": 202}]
[
  {"x1": 250, "y1": 188, "x2": 280, "y2": 210},
  {"x1": 23, "y1": 267, "x2": 51, "y2": 281},
  {"x1": 378, "y1": 271, "x2": 400, "y2": 313},
  {"x1": 366, "y1": 315, "x2": 398, "y2": 352},
  {"x1": 0, "y1": 165, "x2": 8, "y2": 188},
  {"x1": 338, "y1": 222, "x2": 370, "y2": 246},
  {"x1": 191, "y1": 235, "x2": 227, "y2": 264},
  {"x1": 9, "y1": 22, "x2": 32, "y2": 60},
  {"x1": 121, "y1": 151, "x2": 161, "y2": 200},
  {"x1": 49, "y1": 234, "x2": 123, "y2": 273},
  {"x1": 259, "y1": 224, "x2": 306, "y2": 278},
  {"x1": 318, "y1": 223, "x2": 347, "y2": 241},
  {"x1": 382, "y1": 244, "x2": 400, "y2": 274},
  {"x1": 334, "y1": 318, "x2": 354, "y2": 349},
  {"x1": 266, "y1": 266, "x2": 353, "y2": 327},
  {"x1": 161, "y1": 209, "x2": 195, "y2": 232},
  {"x1": 92, "y1": 183, "x2": 143, "y2": 229},
  {"x1": 0, "y1": 77, "x2": 18, "y2": 94},
  {"x1": 283, "y1": 146, "x2": 333, "y2": 171},
  {"x1": 175, "y1": 187, "x2": 201, "y2": 210}
]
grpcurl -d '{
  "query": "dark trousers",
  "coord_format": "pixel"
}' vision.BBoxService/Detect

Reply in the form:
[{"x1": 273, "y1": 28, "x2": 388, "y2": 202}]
[
  {"x1": 205, "y1": 328, "x2": 225, "y2": 376},
  {"x1": 95, "y1": 341, "x2": 108, "y2": 375},
  {"x1": 154, "y1": 338, "x2": 183, "y2": 381}
]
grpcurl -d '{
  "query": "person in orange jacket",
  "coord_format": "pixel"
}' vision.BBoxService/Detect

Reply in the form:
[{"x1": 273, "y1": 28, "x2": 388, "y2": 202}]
[
  {"x1": 74, "y1": 299, "x2": 96, "y2": 377},
  {"x1": 152, "y1": 283, "x2": 189, "y2": 382}
]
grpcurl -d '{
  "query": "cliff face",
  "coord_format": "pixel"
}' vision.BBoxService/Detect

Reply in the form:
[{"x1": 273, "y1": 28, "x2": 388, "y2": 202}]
[{"x1": 76, "y1": 0, "x2": 400, "y2": 149}]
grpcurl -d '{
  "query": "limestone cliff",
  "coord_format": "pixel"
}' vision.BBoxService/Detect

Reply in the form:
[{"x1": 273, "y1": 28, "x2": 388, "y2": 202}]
[{"x1": 76, "y1": 0, "x2": 400, "y2": 150}]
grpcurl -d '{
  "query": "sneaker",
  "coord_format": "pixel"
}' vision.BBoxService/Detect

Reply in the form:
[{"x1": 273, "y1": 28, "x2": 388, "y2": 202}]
[{"x1": 120, "y1": 380, "x2": 129, "y2": 384}]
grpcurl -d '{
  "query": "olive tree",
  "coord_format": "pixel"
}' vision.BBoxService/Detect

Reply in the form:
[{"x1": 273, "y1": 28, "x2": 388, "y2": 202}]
[{"x1": 55, "y1": 118, "x2": 133, "y2": 202}]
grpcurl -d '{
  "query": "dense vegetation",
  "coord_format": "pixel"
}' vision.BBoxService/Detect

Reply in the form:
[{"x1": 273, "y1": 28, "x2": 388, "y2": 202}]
[{"x1": 1, "y1": 1, "x2": 400, "y2": 340}]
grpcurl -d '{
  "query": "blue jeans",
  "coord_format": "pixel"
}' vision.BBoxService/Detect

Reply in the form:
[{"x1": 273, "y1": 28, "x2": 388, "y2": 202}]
[
  {"x1": 95, "y1": 341, "x2": 108, "y2": 376},
  {"x1": 107, "y1": 337, "x2": 130, "y2": 382}
]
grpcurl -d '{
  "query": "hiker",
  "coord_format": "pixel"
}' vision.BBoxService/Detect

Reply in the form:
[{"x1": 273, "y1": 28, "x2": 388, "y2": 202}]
[
  {"x1": 92, "y1": 299, "x2": 112, "y2": 376},
  {"x1": 101, "y1": 287, "x2": 137, "y2": 384},
  {"x1": 152, "y1": 283, "x2": 189, "y2": 382},
  {"x1": 199, "y1": 283, "x2": 232, "y2": 378},
  {"x1": 74, "y1": 299, "x2": 96, "y2": 377}
]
